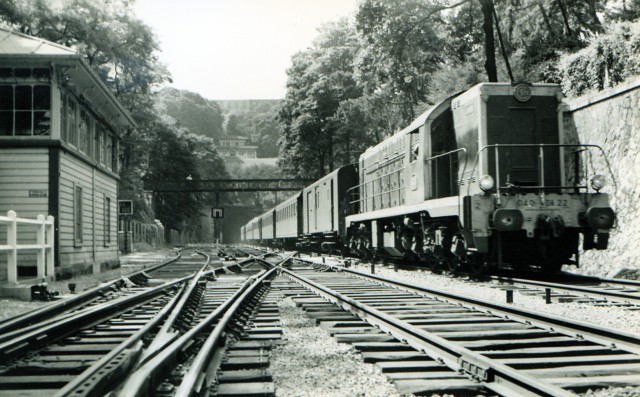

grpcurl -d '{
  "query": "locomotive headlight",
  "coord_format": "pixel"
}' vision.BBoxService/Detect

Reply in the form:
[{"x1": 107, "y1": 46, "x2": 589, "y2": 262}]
[
  {"x1": 479, "y1": 175, "x2": 495, "y2": 192},
  {"x1": 590, "y1": 175, "x2": 607, "y2": 192}
]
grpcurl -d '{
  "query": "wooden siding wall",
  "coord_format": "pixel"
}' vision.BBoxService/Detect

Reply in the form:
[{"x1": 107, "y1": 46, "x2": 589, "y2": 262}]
[
  {"x1": 0, "y1": 148, "x2": 49, "y2": 280},
  {"x1": 59, "y1": 151, "x2": 118, "y2": 274}
]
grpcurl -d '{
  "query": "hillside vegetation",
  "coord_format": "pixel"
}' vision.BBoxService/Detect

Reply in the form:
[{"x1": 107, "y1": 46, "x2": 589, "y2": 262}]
[{"x1": 277, "y1": 0, "x2": 640, "y2": 178}]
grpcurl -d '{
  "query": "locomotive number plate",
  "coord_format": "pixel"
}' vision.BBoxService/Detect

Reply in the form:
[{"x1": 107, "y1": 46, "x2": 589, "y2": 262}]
[{"x1": 515, "y1": 197, "x2": 570, "y2": 209}]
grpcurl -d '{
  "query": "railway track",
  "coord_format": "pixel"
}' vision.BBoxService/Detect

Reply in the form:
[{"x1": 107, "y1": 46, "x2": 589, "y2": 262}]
[
  {"x1": 278, "y1": 257, "x2": 640, "y2": 396},
  {"x1": 303, "y1": 252, "x2": 640, "y2": 310},
  {"x1": 3, "y1": 247, "x2": 639, "y2": 396},
  {"x1": 481, "y1": 274, "x2": 640, "y2": 309},
  {"x1": 0, "y1": 250, "x2": 181, "y2": 340},
  {"x1": 0, "y1": 249, "x2": 282, "y2": 397}
]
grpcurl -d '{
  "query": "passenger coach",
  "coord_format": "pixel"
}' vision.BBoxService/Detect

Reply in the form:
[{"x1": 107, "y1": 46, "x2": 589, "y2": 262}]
[
  {"x1": 274, "y1": 192, "x2": 302, "y2": 248},
  {"x1": 300, "y1": 164, "x2": 357, "y2": 253}
]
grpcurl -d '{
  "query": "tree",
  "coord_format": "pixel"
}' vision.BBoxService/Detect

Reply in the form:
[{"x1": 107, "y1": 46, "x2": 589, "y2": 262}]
[
  {"x1": 0, "y1": 0, "x2": 171, "y2": 223},
  {"x1": 156, "y1": 88, "x2": 225, "y2": 139},
  {"x1": 278, "y1": 19, "x2": 363, "y2": 178},
  {"x1": 355, "y1": 0, "x2": 448, "y2": 119},
  {"x1": 145, "y1": 124, "x2": 228, "y2": 236}
]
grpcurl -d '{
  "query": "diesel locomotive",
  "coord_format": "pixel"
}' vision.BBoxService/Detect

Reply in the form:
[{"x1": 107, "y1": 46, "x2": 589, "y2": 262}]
[{"x1": 242, "y1": 83, "x2": 616, "y2": 273}]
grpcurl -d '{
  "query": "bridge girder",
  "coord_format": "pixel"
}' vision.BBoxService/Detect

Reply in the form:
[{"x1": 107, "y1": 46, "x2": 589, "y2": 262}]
[{"x1": 145, "y1": 179, "x2": 314, "y2": 193}]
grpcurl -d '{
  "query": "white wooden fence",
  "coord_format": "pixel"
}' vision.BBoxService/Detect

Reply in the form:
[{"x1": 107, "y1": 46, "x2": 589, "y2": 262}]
[{"x1": 0, "y1": 210, "x2": 54, "y2": 283}]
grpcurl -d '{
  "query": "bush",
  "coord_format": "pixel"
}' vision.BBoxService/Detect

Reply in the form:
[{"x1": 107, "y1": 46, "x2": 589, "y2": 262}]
[{"x1": 558, "y1": 20, "x2": 640, "y2": 97}]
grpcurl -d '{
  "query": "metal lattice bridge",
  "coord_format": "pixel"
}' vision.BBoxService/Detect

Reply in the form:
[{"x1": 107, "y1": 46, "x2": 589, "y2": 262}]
[{"x1": 145, "y1": 179, "x2": 315, "y2": 193}]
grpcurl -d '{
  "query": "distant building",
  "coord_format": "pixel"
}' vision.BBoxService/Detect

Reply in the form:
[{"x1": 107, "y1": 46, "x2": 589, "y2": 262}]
[
  {"x1": 0, "y1": 29, "x2": 135, "y2": 280},
  {"x1": 217, "y1": 135, "x2": 258, "y2": 158},
  {"x1": 216, "y1": 99, "x2": 280, "y2": 115}
]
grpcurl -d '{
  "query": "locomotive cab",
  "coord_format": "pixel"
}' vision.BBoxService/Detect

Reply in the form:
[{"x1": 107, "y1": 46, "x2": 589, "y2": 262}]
[{"x1": 455, "y1": 83, "x2": 616, "y2": 271}]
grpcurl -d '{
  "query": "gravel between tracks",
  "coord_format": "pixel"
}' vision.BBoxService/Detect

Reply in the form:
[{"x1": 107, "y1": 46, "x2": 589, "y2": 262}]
[
  {"x1": 271, "y1": 297, "x2": 405, "y2": 397},
  {"x1": 310, "y1": 256, "x2": 640, "y2": 397}
]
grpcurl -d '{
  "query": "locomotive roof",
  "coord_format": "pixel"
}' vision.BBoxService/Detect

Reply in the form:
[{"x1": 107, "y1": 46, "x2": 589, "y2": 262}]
[
  {"x1": 302, "y1": 163, "x2": 356, "y2": 193},
  {"x1": 360, "y1": 94, "x2": 455, "y2": 159}
]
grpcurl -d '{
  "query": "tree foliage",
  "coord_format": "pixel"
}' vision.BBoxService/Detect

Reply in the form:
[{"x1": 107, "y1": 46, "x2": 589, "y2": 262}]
[
  {"x1": 558, "y1": 20, "x2": 640, "y2": 96},
  {"x1": 278, "y1": 19, "x2": 363, "y2": 178},
  {"x1": 276, "y1": 0, "x2": 640, "y2": 178},
  {"x1": 156, "y1": 88, "x2": 224, "y2": 139},
  {"x1": 145, "y1": 124, "x2": 227, "y2": 231},
  {"x1": 228, "y1": 105, "x2": 281, "y2": 158},
  {"x1": 0, "y1": 0, "x2": 229, "y2": 238}
]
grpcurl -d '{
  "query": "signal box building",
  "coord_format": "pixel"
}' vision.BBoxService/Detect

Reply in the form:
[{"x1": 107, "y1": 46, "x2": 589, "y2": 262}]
[{"x1": 0, "y1": 29, "x2": 135, "y2": 279}]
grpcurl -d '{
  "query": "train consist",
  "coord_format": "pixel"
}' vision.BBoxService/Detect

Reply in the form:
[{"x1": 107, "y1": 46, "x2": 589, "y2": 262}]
[{"x1": 242, "y1": 83, "x2": 616, "y2": 272}]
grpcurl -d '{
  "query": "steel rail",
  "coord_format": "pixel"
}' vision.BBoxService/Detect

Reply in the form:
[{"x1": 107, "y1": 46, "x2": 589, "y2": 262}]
[
  {"x1": 138, "y1": 251, "x2": 212, "y2": 362},
  {"x1": 280, "y1": 267, "x2": 574, "y2": 397},
  {"x1": 54, "y1": 282, "x2": 188, "y2": 397},
  {"x1": 312, "y1": 260, "x2": 640, "y2": 354},
  {"x1": 0, "y1": 250, "x2": 182, "y2": 337},
  {"x1": 113, "y1": 269, "x2": 271, "y2": 397},
  {"x1": 174, "y1": 254, "x2": 293, "y2": 396},
  {"x1": 174, "y1": 267, "x2": 279, "y2": 396},
  {"x1": 54, "y1": 254, "x2": 268, "y2": 397},
  {"x1": 488, "y1": 275, "x2": 640, "y2": 304},
  {"x1": 0, "y1": 274, "x2": 190, "y2": 361}
]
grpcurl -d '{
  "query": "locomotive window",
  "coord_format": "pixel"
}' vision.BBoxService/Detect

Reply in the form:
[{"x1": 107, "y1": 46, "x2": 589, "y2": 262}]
[{"x1": 409, "y1": 131, "x2": 419, "y2": 162}]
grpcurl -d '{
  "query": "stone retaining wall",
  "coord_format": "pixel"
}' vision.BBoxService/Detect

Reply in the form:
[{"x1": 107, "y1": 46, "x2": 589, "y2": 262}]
[{"x1": 563, "y1": 77, "x2": 640, "y2": 277}]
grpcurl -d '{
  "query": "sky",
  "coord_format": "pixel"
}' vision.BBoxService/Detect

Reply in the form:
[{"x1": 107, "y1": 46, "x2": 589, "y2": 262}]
[{"x1": 133, "y1": 0, "x2": 361, "y2": 100}]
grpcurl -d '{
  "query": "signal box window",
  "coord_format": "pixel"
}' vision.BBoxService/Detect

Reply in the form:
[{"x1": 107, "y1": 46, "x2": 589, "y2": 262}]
[
  {"x1": 104, "y1": 197, "x2": 111, "y2": 246},
  {"x1": 74, "y1": 185, "x2": 84, "y2": 246},
  {"x1": 0, "y1": 84, "x2": 51, "y2": 136}
]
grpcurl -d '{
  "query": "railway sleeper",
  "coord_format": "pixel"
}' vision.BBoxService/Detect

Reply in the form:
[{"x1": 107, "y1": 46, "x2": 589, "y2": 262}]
[{"x1": 290, "y1": 292, "x2": 485, "y2": 396}]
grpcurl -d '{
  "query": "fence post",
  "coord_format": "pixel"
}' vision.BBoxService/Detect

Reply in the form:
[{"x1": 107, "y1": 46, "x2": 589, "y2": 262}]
[
  {"x1": 36, "y1": 214, "x2": 45, "y2": 279},
  {"x1": 46, "y1": 215, "x2": 55, "y2": 279},
  {"x1": 7, "y1": 210, "x2": 17, "y2": 283}
]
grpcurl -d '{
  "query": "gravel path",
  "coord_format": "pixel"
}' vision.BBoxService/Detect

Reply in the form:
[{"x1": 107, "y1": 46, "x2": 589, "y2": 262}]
[
  {"x1": 270, "y1": 296, "x2": 404, "y2": 397},
  {"x1": 0, "y1": 250, "x2": 176, "y2": 321}
]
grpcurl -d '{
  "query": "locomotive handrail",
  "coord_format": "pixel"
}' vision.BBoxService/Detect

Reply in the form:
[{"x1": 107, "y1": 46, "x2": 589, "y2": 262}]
[
  {"x1": 346, "y1": 167, "x2": 406, "y2": 214},
  {"x1": 424, "y1": 148, "x2": 468, "y2": 200},
  {"x1": 466, "y1": 143, "x2": 617, "y2": 198}
]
